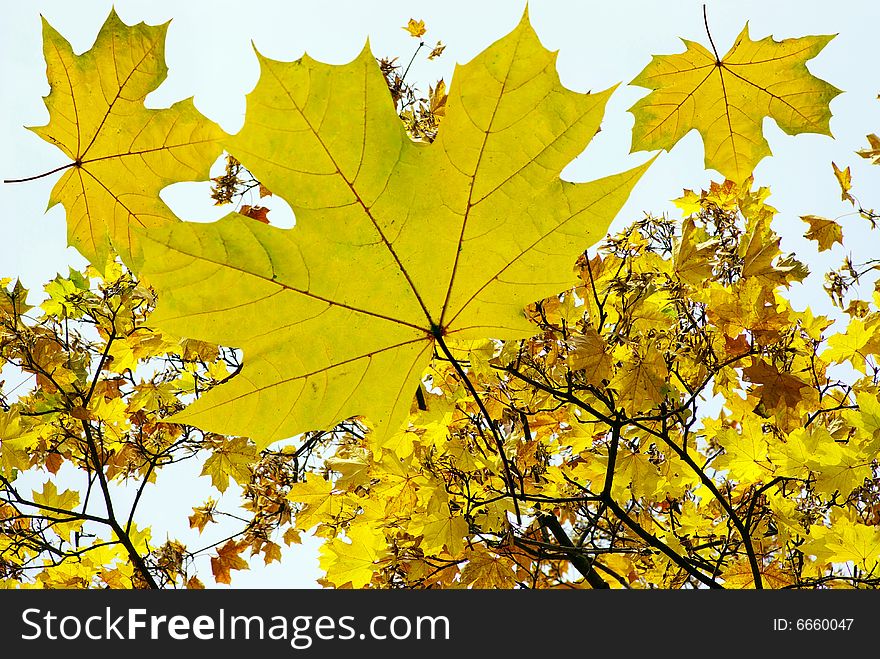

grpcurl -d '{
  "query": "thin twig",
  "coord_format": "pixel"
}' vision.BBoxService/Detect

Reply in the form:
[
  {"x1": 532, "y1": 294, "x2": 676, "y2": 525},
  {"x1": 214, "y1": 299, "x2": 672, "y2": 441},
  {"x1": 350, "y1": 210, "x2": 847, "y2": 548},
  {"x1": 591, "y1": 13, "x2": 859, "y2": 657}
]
[{"x1": 435, "y1": 333, "x2": 522, "y2": 523}]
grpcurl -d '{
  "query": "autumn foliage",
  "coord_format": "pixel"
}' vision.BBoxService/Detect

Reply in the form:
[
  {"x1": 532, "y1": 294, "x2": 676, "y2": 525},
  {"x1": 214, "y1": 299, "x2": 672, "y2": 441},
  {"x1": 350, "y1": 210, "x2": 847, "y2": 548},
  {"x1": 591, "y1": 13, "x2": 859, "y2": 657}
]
[{"x1": 2, "y1": 9, "x2": 880, "y2": 590}]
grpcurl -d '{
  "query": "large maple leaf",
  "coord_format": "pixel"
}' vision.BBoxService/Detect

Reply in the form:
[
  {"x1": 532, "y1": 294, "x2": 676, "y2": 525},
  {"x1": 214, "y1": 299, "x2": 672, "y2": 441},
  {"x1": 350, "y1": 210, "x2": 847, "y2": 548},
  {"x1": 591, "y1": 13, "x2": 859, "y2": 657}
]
[
  {"x1": 136, "y1": 12, "x2": 650, "y2": 448},
  {"x1": 31, "y1": 10, "x2": 224, "y2": 266},
  {"x1": 628, "y1": 24, "x2": 841, "y2": 181}
]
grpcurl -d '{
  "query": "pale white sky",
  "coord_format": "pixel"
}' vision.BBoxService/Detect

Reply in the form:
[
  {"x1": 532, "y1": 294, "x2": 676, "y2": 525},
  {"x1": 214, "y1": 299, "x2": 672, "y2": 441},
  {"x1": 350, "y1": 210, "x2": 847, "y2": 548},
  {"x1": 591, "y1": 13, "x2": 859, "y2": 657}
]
[{"x1": 2, "y1": 0, "x2": 879, "y2": 587}]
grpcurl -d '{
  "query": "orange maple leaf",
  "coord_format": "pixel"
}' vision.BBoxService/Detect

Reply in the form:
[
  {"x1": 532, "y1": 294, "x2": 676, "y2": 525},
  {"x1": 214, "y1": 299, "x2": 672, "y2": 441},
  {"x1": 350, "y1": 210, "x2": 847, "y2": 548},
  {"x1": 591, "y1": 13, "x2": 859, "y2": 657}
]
[
  {"x1": 742, "y1": 359, "x2": 809, "y2": 410},
  {"x1": 211, "y1": 540, "x2": 249, "y2": 584}
]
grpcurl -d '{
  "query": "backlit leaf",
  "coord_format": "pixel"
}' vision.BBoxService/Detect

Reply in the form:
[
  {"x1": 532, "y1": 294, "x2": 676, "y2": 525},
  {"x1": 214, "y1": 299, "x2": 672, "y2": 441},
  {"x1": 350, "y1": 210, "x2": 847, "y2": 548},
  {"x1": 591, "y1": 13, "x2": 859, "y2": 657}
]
[
  {"x1": 857, "y1": 133, "x2": 880, "y2": 164},
  {"x1": 320, "y1": 525, "x2": 388, "y2": 588},
  {"x1": 211, "y1": 540, "x2": 249, "y2": 584},
  {"x1": 832, "y1": 161, "x2": 854, "y2": 204},
  {"x1": 33, "y1": 11, "x2": 224, "y2": 266},
  {"x1": 403, "y1": 18, "x2": 427, "y2": 38},
  {"x1": 629, "y1": 25, "x2": 840, "y2": 181},
  {"x1": 137, "y1": 12, "x2": 649, "y2": 447},
  {"x1": 200, "y1": 436, "x2": 258, "y2": 493},
  {"x1": 802, "y1": 515, "x2": 880, "y2": 569},
  {"x1": 801, "y1": 215, "x2": 843, "y2": 251}
]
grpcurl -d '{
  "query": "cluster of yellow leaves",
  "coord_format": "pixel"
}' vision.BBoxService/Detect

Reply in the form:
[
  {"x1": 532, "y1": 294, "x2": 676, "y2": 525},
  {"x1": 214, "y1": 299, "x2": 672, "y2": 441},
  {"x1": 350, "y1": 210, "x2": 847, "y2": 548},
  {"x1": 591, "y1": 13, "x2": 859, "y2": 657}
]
[
  {"x1": 11, "y1": 7, "x2": 877, "y2": 591},
  {"x1": 298, "y1": 177, "x2": 880, "y2": 589},
  {"x1": 284, "y1": 400, "x2": 523, "y2": 588},
  {"x1": 0, "y1": 266, "x2": 273, "y2": 588}
]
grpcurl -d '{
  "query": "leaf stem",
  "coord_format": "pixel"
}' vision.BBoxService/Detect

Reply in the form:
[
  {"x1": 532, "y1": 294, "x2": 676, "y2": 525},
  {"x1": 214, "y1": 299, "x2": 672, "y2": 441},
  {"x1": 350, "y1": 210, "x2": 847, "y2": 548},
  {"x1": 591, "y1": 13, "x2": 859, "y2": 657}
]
[
  {"x1": 702, "y1": 4, "x2": 721, "y2": 62},
  {"x1": 4, "y1": 162, "x2": 75, "y2": 184}
]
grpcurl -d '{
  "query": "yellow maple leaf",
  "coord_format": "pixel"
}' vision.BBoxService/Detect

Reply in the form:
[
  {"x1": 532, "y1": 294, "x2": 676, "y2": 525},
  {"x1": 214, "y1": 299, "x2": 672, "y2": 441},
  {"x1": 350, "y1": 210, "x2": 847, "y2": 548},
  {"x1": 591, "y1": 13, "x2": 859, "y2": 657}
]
[
  {"x1": 428, "y1": 41, "x2": 446, "y2": 60},
  {"x1": 116, "y1": 522, "x2": 152, "y2": 556},
  {"x1": 0, "y1": 409, "x2": 39, "y2": 476},
  {"x1": 368, "y1": 454, "x2": 427, "y2": 518},
  {"x1": 771, "y1": 426, "x2": 820, "y2": 478},
  {"x1": 704, "y1": 179, "x2": 741, "y2": 210},
  {"x1": 609, "y1": 345, "x2": 670, "y2": 414},
  {"x1": 188, "y1": 498, "x2": 217, "y2": 533},
  {"x1": 822, "y1": 317, "x2": 874, "y2": 372},
  {"x1": 460, "y1": 548, "x2": 517, "y2": 588},
  {"x1": 286, "y1": 474, "x2": 341, "y2": 531},
  {"x1": 417, "y1": 511, "x2": 470, "y2": 557},
  {"x1": 607, "y1": 449, "x2": 662, "y2": 500},
  {"x1": 672, "y1": 217, "x2": 715, "y2": 288},
  {"x1": 566, "y1": 327, "x2": 611, "y2": 385},
  {"x1": 135, "y1": 11, "x2": 650, "y2": 448},
  {"x1": 675, "y1": 500, "x2": 713, "y2": 540},
  {"x1": 721, "y1": 560, "x2": 791, "y2": 589},
  {"x1": 773, "y1": 427, "x2": 871, "y2": 498},
  {"x1": 713, "y1": 415, "x2": 774, "y2": 484},
  {"x1": 842, "y1": 391, "x2": 880, "y2": 449},
  {"x1": 738, "y1": 217, "x2": 803, "y2": 287},
  {"x1": 702, "y1": 278, "x2": 788, "y2": 341},
  {"x1": 800, "y1": 215, "x2": 843, "y2": 252},
  {"x1": 128, "y1": 381, "x2": 178, "y2": 413},
  {"x1": 320, "y1": 525, "x2": 388, "y2": 588},
  {"x1": 373, "y1": 426, "x2": 417, "y2": 460},
  {"x1": 797, "y1": 306, "x2": 834, "y2": 343},
  {"x1": 32, "y1": 481, "x2": 83, "y2": 540},
  {"x1": 403, "y1": 18, "x2": 427, "y2": 38},
  {"x1": 88, "y1": 395, "x2": 132, "y2": 446},
  {"x1": 200, "y1": 436, "x2": 257, "y2": 493},
  {"x1": 809, "y1": 441, "x2": 872, "y2": 499},
  {"x1": 629, "y1": 24, "x2": 840, "y2": 181},
  {"x1": 857, "y1": 133, "x2": 880, "y2": 164},
  {"x1": 832, "y1": 161, "x2": 855, "y2": 204},
  {"x1": 801, "y1": 515, "x2": 880, "y2": 569},
  {"x1": 186, "y1": 576, "x2": 206, "y2": 589},
  {"x1": 628, "y1": 294, "x2": 675, "y2": 334},
  {"x1": 672, "y1": 189, "x2": 703, "y2": 216},
  {"x1": 32, "y1": 11, "x2": 224, "y2": 266},
  {"x1": 261, "y1": 541, "x2": 283, "y2": 565},
  {"x1": 326, "y1": 449, "x2": 371, "y2": 489}
]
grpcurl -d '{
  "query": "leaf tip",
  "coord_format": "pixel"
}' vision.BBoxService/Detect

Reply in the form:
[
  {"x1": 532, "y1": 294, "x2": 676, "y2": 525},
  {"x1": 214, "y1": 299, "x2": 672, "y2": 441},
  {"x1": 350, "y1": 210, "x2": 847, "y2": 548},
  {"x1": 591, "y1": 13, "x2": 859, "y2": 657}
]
[
  {"x1": 250, "y1": 41, "x2": 278, "y2": 71},
  {"x1": 39, "y1": 13, "x2": 64, "y2": 42},
  {"x1": 359, "y1": 37, "x2": 375, "y2": 61}
]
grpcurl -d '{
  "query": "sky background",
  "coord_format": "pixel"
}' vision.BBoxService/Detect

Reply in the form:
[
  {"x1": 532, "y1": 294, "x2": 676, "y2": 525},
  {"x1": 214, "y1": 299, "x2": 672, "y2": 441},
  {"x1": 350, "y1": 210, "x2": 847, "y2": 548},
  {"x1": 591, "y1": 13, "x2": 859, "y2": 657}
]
[{"x1": 2, "y1": 0, "x2": 879, "y2": 587}]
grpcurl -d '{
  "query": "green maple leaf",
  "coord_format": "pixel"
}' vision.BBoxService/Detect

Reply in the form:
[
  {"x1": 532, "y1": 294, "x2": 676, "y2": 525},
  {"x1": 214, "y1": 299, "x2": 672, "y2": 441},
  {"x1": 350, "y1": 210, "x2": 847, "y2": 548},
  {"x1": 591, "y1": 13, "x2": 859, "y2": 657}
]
[
  {"x1": 629, "y1": 23, "x2": 841, "y2": 181},
  {"x1": 136, "y1": 11, "x2": 650, "y2": 448},
  {"x1": 32, "y1": 10, "x2": 224, "y2": 266}
]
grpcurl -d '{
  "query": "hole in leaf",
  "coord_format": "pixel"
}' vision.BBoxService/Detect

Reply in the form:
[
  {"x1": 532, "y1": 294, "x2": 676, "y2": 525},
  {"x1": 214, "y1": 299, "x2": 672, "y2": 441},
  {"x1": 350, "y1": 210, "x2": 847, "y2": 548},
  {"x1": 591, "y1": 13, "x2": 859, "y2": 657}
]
[{"x1": 160, "y1": 153, "x2": 296, "y2": 228}]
